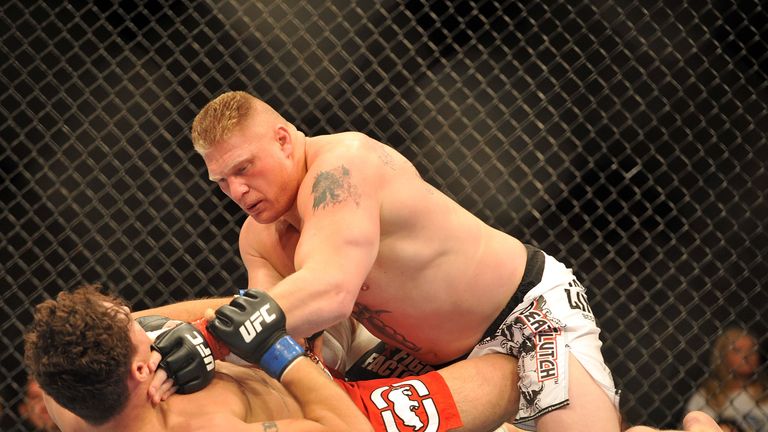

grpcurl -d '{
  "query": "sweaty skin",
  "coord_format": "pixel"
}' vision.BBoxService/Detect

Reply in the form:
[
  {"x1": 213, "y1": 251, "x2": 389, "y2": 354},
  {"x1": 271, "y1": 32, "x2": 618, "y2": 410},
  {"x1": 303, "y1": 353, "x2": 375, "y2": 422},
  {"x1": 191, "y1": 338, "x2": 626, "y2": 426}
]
[{"x1": 220, "y1": 130, "x2": 527, "y2": 364}]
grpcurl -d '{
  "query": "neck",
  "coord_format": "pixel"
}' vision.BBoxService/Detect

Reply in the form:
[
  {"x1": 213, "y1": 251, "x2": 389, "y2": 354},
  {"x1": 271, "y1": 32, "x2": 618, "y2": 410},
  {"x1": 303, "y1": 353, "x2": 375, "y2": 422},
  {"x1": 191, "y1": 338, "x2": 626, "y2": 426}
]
[
  {"x1": 283, "y1": 205, "x2": 302, "y2": 229},
  {"x1": 95, "y1": 383, "x2": 165, "y2": 432}
]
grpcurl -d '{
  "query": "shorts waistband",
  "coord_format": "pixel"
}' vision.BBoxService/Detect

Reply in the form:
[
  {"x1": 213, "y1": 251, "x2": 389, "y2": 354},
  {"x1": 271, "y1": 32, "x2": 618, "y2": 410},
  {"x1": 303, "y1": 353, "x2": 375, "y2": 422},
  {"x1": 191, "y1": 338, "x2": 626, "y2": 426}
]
[{"x1": 478, "y1": 244, "x2": 545, "y2": 342}]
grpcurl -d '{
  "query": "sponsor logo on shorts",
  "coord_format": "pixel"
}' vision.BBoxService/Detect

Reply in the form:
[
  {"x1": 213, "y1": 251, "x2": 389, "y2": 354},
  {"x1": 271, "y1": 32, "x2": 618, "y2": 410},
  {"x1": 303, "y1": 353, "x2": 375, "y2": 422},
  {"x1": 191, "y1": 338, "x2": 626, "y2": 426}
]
[
  {"x1": 534, "y1": 329, "x2": 560, "y2": 381},
  {"x1": 370, "y1": 379, "x2": 439, "y2": 432},
  {"x1": 361, "y1": 348, "x2": 435, "y2": 378},
  {"x1": 566, "y1": 280, "x2": 595, "y2": 321},
  {"x1": 519, "y1": 301, "x2": 561, "y2": 383}
]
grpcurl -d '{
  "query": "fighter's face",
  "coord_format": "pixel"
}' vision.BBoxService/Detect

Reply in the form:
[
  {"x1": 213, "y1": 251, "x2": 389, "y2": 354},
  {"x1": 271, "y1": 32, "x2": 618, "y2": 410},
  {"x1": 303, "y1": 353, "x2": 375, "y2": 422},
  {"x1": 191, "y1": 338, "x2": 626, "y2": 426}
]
[
  {"x1": 203, "y1": 118, "x2": 297, "y2": 224},
  {"x1": 102, "y1": 302, "x2": 153, "y2": 362}
]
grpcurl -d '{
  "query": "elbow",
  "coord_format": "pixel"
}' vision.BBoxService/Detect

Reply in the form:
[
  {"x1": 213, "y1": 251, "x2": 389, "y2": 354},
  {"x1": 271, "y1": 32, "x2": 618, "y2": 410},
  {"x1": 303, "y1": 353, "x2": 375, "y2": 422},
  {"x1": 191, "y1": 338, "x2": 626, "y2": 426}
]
[{"x1": 325, "y1": 280, "x2": 360, "y2": 322}]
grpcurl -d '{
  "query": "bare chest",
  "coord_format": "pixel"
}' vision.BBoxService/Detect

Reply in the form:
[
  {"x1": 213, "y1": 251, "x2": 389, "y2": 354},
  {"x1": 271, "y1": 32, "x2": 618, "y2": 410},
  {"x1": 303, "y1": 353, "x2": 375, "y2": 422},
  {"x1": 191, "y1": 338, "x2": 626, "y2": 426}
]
[
  {"x1": 264, "y1": 222, "x2": 301, "y2": 277},
  {"x1": 168, "y1": 367, "x2": 302, "y2": 427}
]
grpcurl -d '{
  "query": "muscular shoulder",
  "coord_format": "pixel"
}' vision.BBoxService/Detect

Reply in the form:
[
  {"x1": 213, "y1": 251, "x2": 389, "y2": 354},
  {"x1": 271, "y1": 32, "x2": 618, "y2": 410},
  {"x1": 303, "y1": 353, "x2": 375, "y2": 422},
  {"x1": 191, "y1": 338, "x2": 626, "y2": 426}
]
[
  {"x1": 311, "y1": 132, "x2": 377, "y2": 163},
  {"x1": 309, "y1": 131, "x2": 416, "y2": 176}
]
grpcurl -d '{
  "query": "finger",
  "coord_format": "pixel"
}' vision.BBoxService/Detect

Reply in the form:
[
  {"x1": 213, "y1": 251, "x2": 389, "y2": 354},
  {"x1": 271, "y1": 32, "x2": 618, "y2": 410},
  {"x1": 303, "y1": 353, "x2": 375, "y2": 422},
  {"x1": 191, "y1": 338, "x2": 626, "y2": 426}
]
[
  {"x1": 230, "y1": 296, "x2": 249, "y2": 312},
  {"x1": 149, "y1": 368, "x2": 168, "y2": 399},
  {"x1": 159, "y1": 376, "x2": 176, "y2": 393},
  {"x1": 156, "y1": 378, "x2": 176, "y2": 402},
  {"x1": 682, "y1": 411, "x2": 720, "y2": 432},
  {"x1": 148, "y1": 351, "x2": 163, "y2": 373},
  {"x1": 163, "y1": 320, "x2": 184, "y2": 330},
  {"x1": 161, "y1": 385, "x2": 179, "y2": 401},
  {"x1": 243, "y1": 289, "x2": 261, "y2": 300},
  {"x1": 152, "y1": 379, "x2": 174, "y2": 405},
  {"x1": 213, "y1": 306, "x2": 235, "y2": 328}
]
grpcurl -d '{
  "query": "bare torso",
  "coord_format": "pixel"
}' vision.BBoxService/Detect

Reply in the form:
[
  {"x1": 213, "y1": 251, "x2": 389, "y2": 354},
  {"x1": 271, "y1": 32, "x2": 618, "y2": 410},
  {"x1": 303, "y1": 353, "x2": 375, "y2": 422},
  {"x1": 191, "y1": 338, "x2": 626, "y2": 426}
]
[
  {"x1": 164, "y1": 362, "x2": 303, "y2": 429},
  {"x1": 47, "y1": 363, "x2": 303, "y2": 432},
  {"x1": 244, "y1": 132, "x2": 527, "y2": 364}
]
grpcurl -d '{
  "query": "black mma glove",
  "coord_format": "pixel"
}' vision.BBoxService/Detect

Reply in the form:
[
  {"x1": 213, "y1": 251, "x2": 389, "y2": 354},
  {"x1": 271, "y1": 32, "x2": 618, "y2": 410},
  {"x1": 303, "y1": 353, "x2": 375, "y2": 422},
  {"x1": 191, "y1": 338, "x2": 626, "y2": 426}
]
[
  {"x1": 146, "y1": 319, "x2": 216, "y2": 394},
  {"x1": 207, "y1": 290, "x2": 303, "y2": 380},
  {"x1": 136, "y1": 315, "x2": 177, "y2": 333}
]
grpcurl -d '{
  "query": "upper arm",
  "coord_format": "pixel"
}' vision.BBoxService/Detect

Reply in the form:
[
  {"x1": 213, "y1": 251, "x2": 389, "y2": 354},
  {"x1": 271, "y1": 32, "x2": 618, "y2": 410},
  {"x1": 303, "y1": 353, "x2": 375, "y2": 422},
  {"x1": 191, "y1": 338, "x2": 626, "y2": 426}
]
[
  {"x1": 239, "y1": 217, "x2": 286, "y2": 290},
  {"x1": 130, "y1": 297, "x2": 232, "y2": 321},
  {"x1": 294, "y1": 136, "x2": 382, "y2": 290}
]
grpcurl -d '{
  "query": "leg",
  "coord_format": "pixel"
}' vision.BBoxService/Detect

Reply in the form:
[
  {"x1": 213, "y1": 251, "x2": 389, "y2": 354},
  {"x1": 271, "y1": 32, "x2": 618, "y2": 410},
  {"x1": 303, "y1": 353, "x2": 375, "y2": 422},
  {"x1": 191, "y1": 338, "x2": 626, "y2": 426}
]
[{"x1": 535, "y1": 352, "x2": 621, "y2": 432}]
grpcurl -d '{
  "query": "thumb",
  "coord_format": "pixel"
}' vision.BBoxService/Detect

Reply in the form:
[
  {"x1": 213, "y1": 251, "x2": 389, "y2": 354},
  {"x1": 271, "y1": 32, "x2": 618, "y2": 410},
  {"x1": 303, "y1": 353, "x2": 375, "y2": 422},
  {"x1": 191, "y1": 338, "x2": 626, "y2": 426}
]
[
  {"x1": 148, "y1": 350, "x2": 163, "y2": 373},
  {"x1": 682, "y1": 411, "x2": 720, "y2": 432}
]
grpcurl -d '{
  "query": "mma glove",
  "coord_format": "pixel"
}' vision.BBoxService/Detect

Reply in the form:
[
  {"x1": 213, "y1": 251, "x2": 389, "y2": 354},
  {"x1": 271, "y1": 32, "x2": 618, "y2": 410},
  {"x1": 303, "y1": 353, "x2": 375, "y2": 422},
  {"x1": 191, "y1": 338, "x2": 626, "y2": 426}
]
[
  {"x1": 138, "y1": 316, "x2": 216, "y2": 394},
  {"x1": 136, "y1": 314, "x2": 178, "y2": 334},
  {"x1": 207, "y1": 289, "x2": 304, "y2": 381}
]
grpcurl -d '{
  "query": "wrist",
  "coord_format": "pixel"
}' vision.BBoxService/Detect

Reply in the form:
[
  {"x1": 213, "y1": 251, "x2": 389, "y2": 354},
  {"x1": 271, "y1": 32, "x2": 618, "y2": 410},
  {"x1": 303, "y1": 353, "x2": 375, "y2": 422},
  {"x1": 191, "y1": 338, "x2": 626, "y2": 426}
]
[
  {"x1": 260, "y1": 335, "x2": 304, "y2": 380},
  {"x1": 191, "y1": 318, "x2": 231, "y2": 360}
]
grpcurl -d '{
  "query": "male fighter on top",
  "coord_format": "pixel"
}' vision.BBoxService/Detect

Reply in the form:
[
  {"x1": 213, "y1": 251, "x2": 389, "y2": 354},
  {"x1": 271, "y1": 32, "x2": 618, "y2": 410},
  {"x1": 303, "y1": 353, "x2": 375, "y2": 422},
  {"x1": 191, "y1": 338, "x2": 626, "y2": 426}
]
[{"x1": 142, "y1": 90, "x2": 619, "y2": 430}]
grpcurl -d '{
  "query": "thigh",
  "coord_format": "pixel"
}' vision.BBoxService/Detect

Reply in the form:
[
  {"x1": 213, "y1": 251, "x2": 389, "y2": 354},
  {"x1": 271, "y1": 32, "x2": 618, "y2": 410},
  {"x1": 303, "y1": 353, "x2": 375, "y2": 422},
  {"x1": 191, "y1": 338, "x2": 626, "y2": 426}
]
[{"x1": 535, "y1": 352, "x2": 620, "y2": 432}]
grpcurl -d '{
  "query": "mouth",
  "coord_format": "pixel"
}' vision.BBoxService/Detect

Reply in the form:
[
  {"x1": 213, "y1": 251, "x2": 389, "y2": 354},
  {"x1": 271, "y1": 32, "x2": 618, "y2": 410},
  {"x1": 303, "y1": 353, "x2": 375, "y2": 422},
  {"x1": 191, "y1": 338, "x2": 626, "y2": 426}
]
[{"x1": 245, "y1": 200, "x2": 262, "y2": 215}]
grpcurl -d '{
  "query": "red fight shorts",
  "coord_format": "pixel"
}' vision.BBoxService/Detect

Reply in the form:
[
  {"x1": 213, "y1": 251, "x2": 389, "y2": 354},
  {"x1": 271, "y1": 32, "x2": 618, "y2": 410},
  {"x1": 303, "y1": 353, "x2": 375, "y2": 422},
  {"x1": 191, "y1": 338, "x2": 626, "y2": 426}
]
[{"x1": 337, "y1": 371, "x2": 463, "y2": 432}]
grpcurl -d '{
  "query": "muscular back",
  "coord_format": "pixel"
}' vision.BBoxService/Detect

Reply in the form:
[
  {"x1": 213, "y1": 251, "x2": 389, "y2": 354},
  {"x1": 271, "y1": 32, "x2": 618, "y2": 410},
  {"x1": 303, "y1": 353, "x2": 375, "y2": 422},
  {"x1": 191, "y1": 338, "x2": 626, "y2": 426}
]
[{"x1": 242, "y1": 132, "x2": 527, "y2": 364}]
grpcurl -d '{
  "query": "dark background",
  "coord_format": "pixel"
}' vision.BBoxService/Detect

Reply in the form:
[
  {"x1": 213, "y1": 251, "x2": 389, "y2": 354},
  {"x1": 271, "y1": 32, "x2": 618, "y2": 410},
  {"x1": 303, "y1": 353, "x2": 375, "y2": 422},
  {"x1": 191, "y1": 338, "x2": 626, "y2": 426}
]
[{"x1": 2, "y1": 1, "x2": 766, "y2": 430}]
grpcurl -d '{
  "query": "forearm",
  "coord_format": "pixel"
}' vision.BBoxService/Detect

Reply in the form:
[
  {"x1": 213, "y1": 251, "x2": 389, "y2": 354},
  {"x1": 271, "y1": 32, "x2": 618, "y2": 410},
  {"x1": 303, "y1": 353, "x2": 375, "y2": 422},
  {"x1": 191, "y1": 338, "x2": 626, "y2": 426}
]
[
  {"x1": 437, "y1": 354, "x2": 519, "y2": 431},
  {"x1": 281, "y1": 357, "x2": 373, "y2": 431},
  {"x1": 131, "y1": 297, "x2": 231, "y2": 321},
  {"x1": 269, "y1": 268, "x2": 359, "y2": 338}
]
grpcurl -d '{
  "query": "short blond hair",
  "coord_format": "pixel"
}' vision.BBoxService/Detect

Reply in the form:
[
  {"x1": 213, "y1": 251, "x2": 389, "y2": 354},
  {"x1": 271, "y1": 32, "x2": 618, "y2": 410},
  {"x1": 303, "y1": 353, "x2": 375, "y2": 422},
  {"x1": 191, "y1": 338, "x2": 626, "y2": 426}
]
[{"x1": 191, "y1": 91, "x2": 256, "y2": 154}]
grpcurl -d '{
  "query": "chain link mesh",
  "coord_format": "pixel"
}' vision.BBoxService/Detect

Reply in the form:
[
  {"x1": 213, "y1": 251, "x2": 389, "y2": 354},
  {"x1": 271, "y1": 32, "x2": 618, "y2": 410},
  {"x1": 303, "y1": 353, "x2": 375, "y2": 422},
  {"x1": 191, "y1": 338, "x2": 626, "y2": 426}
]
[{"x1": 2, "y1": 0, "x2": 766, "y2": 430}]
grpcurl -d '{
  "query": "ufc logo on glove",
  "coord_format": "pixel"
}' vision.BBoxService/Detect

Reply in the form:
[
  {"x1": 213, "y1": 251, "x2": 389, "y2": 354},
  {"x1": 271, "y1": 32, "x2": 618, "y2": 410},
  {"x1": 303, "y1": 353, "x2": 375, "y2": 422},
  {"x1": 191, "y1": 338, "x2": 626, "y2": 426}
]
[
  {"x1": 187, "y1": 332, "x2": 215, "y2": 371},
  {"x1": 239, "y1": 304, "x2": 277, "y2": 342}
]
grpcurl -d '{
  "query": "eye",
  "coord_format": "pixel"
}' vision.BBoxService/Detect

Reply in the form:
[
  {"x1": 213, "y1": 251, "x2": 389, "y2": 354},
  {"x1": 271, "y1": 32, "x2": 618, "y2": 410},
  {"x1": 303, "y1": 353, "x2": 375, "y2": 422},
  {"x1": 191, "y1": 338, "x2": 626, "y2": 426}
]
[{"x1": 237, "y1": 163, "x2": 250, "y2": 174}]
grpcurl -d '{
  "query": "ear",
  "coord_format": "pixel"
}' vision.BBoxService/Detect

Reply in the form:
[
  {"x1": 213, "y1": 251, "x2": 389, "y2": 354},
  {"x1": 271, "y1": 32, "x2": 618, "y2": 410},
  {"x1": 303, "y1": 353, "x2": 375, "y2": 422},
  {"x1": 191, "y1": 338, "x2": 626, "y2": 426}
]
[
  {"x1": 275, "y1": 125, "x2": 293, "y2": 157},
  {"x1": 131, "y1": 359, "x2": 153, "y2": 383}
]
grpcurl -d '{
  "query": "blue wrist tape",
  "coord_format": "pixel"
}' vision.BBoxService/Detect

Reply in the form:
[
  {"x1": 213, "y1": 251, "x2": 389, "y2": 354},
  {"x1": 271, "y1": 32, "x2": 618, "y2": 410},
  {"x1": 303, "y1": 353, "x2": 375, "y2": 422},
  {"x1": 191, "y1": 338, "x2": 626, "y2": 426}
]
[{"x1": 260, "y1": 335, "x2": 304, "y2": 380}]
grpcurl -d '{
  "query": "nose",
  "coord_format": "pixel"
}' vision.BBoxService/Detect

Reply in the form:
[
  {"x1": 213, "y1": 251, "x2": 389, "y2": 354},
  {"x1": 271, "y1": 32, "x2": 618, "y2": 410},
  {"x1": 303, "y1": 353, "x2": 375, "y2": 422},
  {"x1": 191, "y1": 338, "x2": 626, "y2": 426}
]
[{"x1": 226, "y1": 178, "x2": 249, "y2": 201}]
